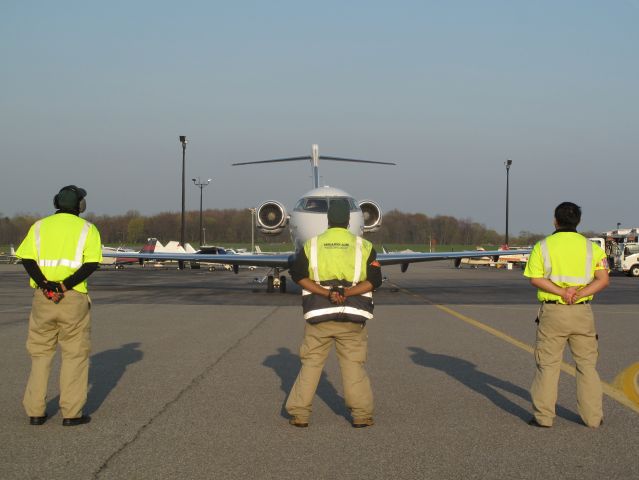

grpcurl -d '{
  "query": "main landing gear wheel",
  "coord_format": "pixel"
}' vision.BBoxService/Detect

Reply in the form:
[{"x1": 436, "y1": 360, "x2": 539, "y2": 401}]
[
  {"x1": 279, "y1": 276, "x2": 287, "y2": 293},
  {"x1": 267, "y1": 275, "x2": 275, "y2": 293}
]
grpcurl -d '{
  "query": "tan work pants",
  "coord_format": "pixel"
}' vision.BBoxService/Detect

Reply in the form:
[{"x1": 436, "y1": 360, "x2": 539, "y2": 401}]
[
  {"x1": 286, "y1": 321, "x2": 373, "y2": 422},
  {"x1": 23, "y1": 289, "x2": 91, "y2": 419},
  {"x1": 531, "y1": 303, "x2": 602, "y2": 427}
]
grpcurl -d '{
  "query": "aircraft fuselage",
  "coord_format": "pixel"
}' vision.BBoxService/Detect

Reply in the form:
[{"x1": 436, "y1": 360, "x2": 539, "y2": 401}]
[{"x1": 288, "y1": 186, "x2": 365, "y2": 250}]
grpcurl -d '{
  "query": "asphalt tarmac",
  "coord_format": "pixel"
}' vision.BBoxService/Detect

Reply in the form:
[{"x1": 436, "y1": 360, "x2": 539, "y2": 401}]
[{"x1": 0, "y1": 262, "x2": 637, "y2": 480}]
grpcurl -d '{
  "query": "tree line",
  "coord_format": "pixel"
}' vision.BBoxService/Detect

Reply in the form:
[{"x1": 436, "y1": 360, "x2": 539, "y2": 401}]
[{"x1": 0, "y1": 209, "x2": 550, "y2": 248}]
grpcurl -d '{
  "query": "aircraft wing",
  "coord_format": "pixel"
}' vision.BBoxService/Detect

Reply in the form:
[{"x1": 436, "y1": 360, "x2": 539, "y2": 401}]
[
  {"x1": 101, "y1": 251, "x2": 293, "y2": 269},
  {"x1": 103, "y1": 248, "x2": 528, "y2": 270},
  {"x1": 377, "y1": 249, "x2": 531, "y2": 267},
  {"x1": 105, "y1": 245, "x2": 502, "y2": 290}
]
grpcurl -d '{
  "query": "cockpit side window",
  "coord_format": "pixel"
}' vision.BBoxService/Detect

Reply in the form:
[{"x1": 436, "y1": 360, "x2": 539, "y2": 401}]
[{"x1": 330, "y1": 197, "x2": 358, "y2": 211}]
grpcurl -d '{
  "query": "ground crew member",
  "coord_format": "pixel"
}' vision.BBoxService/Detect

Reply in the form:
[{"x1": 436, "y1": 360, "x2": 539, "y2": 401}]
[
  {"x1": 286, "y1": 199, "x2": 382, "y2": 428},
  {"x1": 524, "y1": 202, "x2": 609, "y2": 428},
  {"x1": 15, "y1": 185, "x2": 102, "y2": 426}
]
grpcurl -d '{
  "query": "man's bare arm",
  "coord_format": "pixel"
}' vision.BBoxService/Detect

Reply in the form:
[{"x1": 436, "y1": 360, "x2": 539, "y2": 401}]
[
  {"x1": 297, "y1": 278, "x2": 331, "y2": 298},
  {"x1": 344, "y1": 280, "x2": 374, "y2": 297},
  {"x1": 574, "y1": 269, "x2": 610, "y2": 301},
  {"x1": 529, "y1": 278, "x2": 577, "y2": 304}
]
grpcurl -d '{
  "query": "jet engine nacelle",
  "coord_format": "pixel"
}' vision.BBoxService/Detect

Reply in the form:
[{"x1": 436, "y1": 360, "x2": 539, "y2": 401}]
[
  {"x1": 359, "y1": 200, "x2": 382, "y2": 233},
  {"x1": 256, "y1": 201, "x2": 289, "y2": 235}
]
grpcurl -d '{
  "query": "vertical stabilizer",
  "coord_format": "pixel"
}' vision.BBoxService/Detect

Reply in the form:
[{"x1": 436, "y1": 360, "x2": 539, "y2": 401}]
[
  {"x1": 142, "y1": 238, "x2": 159, "y2": 253},
  {"x1": 311, "y1": 144, "x2": 320, "y2": 188}
]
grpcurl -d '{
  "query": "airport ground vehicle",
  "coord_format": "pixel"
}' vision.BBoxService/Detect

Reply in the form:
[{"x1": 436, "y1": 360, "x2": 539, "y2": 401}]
[
  {"x1": 591, "y1": 228, "x2": 639, "y2": 277},
  {"x1": 621, "y1": 244, "x2": 639, "y2": 277}
]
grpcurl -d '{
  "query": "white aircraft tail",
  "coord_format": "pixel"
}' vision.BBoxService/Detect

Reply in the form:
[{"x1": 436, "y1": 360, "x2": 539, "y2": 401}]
[
  {"x1": 151, "y1": 240, "x2": 168, "y2": 253},
  {"x1": 140, "y1": 239, "x2": 192, "y2": 254},
  {"x1": 162, "y1": 241, "x2": 186, "y2": 253}
]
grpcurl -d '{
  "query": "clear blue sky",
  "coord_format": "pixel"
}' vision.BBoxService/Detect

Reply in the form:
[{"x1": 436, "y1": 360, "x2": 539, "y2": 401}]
[{"x1": 1, "y1": 0, "x2": 637, "y2": 235}]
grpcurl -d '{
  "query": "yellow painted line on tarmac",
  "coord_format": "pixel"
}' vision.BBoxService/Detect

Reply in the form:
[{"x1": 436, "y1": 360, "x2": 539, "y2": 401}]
[
  {"x1": 393, "y1": 284, "x2": 639, "y2": 415},
  {"x1": 435, "y1": 303, "x2": 534, "y2": 355},
  {"x1": 614, "y1": 363, "x2": 639, "y2": 406}
]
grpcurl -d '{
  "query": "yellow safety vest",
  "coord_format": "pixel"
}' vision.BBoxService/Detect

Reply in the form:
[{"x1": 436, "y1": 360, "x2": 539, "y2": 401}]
[
  {"x1": 302, "y1": 228, "x2": 374, "y2": 323},
  {"x1": 524, "y1": 232, "x2": 606, "y2": 303},
  {"x1": 305, "y1": 228, "x2": 372, "y2": 284},
  {"x1": 16, "y1": 213, "x2": 102, "y2": 293}
]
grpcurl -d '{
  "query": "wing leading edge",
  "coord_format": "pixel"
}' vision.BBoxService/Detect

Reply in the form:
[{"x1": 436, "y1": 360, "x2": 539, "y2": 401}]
[
  {"x1": 377, "y1": 249, "x2": 531, "y2": 267},
  {"x1": 101, "y1": 251, "x2": 292, "y2": 269}
]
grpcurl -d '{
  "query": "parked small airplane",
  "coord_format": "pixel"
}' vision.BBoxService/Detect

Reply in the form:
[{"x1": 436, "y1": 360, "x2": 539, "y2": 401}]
[
  {"x1": 103, "y1": 144, "x2": 530, "y2": 292},
  {"x1": 0, "y1": 245, "x2": 19, "y2": 264},
  {"x1": 453, "y1": 247, "x2": 529, "y2": 269},
  {"x1": 193, "y1": 245, "x2": 256, "y2": 271},
  {"x1": 101, "y1": 239, "x2": 160, "y2": 268}
]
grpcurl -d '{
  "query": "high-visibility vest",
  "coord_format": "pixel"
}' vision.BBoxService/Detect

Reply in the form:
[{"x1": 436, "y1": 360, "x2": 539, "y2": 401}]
[
  {"x1": 301, "y1": 227, "x2": 374, "y2": 324},
  {"x1": 525, "y1": 232, "x2": 606, "y2": 303},
  {"x1": 16, "y1": 213, "x2": 102, "y2": 293}
]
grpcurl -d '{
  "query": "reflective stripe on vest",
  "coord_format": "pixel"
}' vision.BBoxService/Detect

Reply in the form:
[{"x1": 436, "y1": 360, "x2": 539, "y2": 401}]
[
  {"x1": 352, "y1": 236, "x2": 363, "y2": 287},
  {"x1": 309, "y1": 234, "x2": 363, "y2": 286},
  {"x1": 304, "y1": 306, "x2": 374, "y2": 321},
  {"x1": 34, "y1": 220, "x2": 42, "y2": 260},
  {"x1": 35, "y1": 219, "x2": 91, "y2": 269},
  {"x1": 310, "y1": 236, "x2": 319, "y2": 281},
  {"x1": 540, "y1": 237, "x2": 593, "y2": 284},
  {"x1": 302, "y1": 289, "x2": 372, "y2": 298},
  {"x1": 302, "y1": 284, "x2": 374, "y2": 323}
]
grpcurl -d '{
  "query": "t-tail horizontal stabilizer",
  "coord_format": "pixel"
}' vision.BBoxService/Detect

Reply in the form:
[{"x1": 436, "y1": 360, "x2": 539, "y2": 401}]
[{"x1": 232, "y1": 144, "x2": 395, "y2": 188}]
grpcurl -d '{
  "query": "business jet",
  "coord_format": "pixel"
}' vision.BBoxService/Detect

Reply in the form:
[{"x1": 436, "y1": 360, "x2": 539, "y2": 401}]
[{"x1": 103, "y1": 144, "x2": 529, "y2": 292}]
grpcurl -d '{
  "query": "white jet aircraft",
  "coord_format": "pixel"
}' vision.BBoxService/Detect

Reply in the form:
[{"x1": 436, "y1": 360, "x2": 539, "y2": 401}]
[{"x1": 103, "y1": 144, "x2": 530, "y2": 292}]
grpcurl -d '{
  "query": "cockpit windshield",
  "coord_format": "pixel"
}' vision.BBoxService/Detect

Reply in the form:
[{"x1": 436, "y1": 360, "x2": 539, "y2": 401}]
[{"x1": 294, "y1": 196, "x2": 358, "y2": 213}]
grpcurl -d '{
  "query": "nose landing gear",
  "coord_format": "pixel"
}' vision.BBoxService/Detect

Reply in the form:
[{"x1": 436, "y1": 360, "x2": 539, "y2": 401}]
[{"x1": 266, "y1": 268, "x2": 287, "y2": 293}]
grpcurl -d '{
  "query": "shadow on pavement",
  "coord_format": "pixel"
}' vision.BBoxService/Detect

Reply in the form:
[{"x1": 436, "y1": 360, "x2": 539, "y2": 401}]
[
  {"x1": 46, "y1": 342, "x2": 144, "y2": 416},
  {"x1": 408, "y1": 346, "x2": 581, "y2": 424},
  {"x1": 263, "y1": 347, "x2": 349, "y2": 420}
]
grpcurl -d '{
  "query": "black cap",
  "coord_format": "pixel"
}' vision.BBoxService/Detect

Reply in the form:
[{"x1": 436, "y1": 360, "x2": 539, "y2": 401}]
[{"x1": 327, "y1": 199, "x2": 350, "y2": 226}]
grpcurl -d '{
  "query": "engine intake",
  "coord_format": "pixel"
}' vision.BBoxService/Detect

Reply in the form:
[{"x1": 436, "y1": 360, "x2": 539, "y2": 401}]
[
  {"x1": 256, "y1": 201, "x2": 288, "y2": 235},
  {"x1": 358, "y1": 200, "x2": 382, "y2": 233}
]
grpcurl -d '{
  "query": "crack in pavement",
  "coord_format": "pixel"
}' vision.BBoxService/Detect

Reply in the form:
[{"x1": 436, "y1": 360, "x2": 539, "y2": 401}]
[{"x1": 93, "y1": 305, "x2": 281, "y2": 479}]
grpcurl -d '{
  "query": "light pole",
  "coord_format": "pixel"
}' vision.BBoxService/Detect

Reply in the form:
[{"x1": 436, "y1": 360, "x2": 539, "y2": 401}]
[
  {"x1": 179, "y1": 136, "x2": 187, "y2": 269},
  {"x1": 248, "y1": 208, "x2": 256, "y2": 253},
  {"x1": 505, "y1": 159, "x2": 512, "y2": 246},
  {"x1": 192, "y1": 177, "x2": 212, "y2": 247}
]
